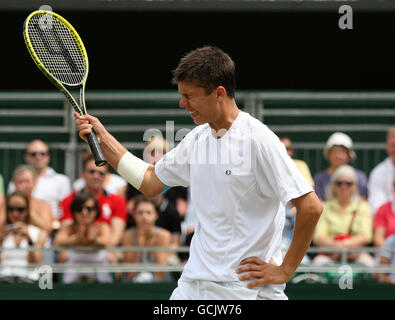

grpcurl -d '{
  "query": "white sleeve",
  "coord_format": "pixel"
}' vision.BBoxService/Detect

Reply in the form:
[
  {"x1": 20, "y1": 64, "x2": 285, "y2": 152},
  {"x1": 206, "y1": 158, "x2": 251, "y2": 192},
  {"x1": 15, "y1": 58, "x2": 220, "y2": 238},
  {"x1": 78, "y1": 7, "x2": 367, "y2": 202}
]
[
  {"x1": 368, "y1": 166, "x2": 388, "y2": 214},
  {"x1": 254, "y1": 128, "x2": 313, "y2": 209}
]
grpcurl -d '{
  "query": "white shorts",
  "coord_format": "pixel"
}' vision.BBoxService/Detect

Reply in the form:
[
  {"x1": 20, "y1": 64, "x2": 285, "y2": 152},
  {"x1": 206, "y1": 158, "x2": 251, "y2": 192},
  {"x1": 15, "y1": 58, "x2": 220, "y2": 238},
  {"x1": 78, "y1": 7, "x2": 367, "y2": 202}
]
[{"x1": 170, "y1": 277, "x2": 288, "y2": 300}]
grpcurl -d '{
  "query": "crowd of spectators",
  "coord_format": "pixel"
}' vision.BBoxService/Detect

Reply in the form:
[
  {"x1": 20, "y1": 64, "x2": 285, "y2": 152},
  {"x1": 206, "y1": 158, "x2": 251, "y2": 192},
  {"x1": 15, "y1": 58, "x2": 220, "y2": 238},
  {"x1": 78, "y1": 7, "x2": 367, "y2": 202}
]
[{"x1": 0, "y1": 127, "x2": 394, "y2": 284}]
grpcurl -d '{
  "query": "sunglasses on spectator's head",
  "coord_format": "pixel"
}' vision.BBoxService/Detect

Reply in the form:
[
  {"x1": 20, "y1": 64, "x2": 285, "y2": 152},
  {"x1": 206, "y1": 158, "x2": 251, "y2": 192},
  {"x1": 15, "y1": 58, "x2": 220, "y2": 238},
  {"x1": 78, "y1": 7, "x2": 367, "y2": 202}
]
[
  {"x1": 27, "y1": 151, "x2": 49, "y2": 157},
  {"x1": 335, "y1": 180, "x2": 354, "y2": 187},
  {"x1": 7, "y1": 206, "x2": 27, "y2": 213},
  {"x1": 86, "y1": 169, "x2": 106, "y2": 176}
]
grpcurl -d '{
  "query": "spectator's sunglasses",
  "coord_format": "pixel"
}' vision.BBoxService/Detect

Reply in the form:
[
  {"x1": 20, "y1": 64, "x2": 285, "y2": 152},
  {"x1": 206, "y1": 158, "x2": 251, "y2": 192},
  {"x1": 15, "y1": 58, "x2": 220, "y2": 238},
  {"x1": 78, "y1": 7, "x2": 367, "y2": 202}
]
[
  {"x1": 7, "y1": 206, "x2": 27, "y2": 213},
  {"x1": 334, "y1": 180, "x2": 354, "y2": 187},
  {"x1": 75, "y1": 205, "x2": 96, "y2": 213},
  {"x1": 27, "y1": 151, "x2": 49, "y2": 157},
  {"x1": 86, "y1": 169, "x2": 106, "y2": 177}
]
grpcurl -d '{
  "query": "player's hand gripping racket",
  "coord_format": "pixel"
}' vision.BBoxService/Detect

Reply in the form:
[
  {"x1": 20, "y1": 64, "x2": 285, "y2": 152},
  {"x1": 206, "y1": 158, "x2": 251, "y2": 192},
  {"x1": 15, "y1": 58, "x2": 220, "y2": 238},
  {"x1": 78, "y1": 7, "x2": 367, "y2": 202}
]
[{"x1": 23, "y1": 10, "x2": 106, "y2": 166}]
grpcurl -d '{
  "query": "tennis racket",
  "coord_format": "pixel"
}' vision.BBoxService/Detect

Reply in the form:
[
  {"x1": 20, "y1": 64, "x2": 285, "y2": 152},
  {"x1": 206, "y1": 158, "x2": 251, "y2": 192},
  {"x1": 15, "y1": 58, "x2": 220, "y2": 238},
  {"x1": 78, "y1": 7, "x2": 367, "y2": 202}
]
[{"x1": 23, "y1": 10, "x2": 107, "y2": 167}]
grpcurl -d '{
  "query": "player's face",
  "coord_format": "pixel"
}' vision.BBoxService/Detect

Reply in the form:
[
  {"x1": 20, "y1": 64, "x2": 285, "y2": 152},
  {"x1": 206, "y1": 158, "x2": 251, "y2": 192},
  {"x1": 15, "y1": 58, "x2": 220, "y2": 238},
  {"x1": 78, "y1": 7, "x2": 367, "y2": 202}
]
[
  {"x1": 178, "y1": 81, "x2": 220, "y2": 125},
  {"x1": 386, "y1": 134, "x2": 395, "y2": 163},
  {"x1": 14, "y1": 171, "x2": 35, "y2": 196},
  {"x1": 25, "y1": 141, "x2": 50, "y2": 170},
  {"x1": 82, "y1": 160, "x2": 107, "y2": 191},
  {"x1": 134, "y1": 202, "x2": 158, "y2": 229},
  {"x1": 328, "y1": 146, "x2": 351, "y2": 168}
]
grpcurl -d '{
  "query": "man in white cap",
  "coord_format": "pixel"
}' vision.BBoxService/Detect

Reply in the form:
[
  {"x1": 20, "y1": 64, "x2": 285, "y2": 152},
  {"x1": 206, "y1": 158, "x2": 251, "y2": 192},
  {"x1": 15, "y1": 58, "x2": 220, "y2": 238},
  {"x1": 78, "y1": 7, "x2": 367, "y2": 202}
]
[
  {"x1": 368, "y1": 127, "x2": 395, "y2": 215},
  {"x1": 313, "y1": 132, "x2": 368, "y2": 200}
]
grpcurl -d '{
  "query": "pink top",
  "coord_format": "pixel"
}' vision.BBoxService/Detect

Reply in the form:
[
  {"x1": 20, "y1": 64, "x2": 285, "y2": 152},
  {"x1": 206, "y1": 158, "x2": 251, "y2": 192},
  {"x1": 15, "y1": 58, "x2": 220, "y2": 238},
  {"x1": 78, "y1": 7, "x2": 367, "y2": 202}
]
[{"x1": 374, "y1": 202, "x2": 395, "y2": 239}]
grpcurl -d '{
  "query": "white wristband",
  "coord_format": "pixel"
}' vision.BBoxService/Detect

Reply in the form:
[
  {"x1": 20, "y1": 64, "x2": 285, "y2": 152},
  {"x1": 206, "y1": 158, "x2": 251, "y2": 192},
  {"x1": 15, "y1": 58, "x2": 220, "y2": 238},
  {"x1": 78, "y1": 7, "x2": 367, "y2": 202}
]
[{"x1": 117, "y1": 151, "x2": 150, "y2": 190}]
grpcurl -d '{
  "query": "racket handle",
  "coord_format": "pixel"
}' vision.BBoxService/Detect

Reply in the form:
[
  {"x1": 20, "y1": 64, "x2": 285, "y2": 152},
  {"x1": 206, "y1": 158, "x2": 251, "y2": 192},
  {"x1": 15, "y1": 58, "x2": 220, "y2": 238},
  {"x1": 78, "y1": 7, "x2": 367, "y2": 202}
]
[{"x1": 86, "y1": 131, "x2": 107, "y2": 167}]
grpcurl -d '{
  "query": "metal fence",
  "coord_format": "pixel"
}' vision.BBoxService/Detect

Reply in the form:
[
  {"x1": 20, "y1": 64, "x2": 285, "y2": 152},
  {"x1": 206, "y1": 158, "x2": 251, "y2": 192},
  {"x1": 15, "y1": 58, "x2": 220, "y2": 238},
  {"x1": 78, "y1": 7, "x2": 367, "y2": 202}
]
[
  {"x1": 0, "y1": 246, "x2": 395, "y2": 275},
  {"x1": 0, "y1": 90, "x2": 393, "y2": 188}
]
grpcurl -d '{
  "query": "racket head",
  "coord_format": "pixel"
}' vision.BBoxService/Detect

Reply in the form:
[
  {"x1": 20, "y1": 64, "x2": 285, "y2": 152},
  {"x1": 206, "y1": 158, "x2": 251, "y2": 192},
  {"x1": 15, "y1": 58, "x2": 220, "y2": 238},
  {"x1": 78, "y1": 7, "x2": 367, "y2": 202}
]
[{"x1": 23, "y1": 11, "x2": 89, "y2": 89}]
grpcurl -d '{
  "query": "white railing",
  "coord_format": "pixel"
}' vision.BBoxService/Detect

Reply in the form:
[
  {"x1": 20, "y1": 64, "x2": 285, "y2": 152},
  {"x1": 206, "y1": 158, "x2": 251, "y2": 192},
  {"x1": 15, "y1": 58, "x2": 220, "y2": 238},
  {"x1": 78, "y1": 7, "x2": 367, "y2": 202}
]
[{"x1": 0, "y1": 246, "x2": 394, "y2": 274}]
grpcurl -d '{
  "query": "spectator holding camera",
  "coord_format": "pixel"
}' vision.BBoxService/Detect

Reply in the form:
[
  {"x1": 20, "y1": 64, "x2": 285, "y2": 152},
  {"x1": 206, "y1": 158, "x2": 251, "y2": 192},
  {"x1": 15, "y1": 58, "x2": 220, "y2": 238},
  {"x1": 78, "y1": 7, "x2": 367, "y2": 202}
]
[
  {"x1": 53, "y1": 192, "x2": 112, "y2": 283},
  {"x1": 0, "y1": 191, "x2": 48, "y2": 281}
]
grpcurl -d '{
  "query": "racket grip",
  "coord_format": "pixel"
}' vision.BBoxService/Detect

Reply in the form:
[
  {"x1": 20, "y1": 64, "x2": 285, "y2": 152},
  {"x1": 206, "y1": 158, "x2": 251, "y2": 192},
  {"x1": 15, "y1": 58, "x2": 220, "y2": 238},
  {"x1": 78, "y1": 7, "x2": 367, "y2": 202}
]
[{"x1": 86, "y1": 131, "x2": 107, "y2": 167}]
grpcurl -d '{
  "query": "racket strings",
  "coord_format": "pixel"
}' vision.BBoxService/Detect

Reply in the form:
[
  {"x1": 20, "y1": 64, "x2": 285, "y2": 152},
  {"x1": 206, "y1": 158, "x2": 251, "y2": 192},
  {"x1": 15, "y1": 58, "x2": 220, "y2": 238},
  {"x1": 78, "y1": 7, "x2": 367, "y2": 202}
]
[{"x1": 27, "y1": 14, "x2": 86, "y2": 86}]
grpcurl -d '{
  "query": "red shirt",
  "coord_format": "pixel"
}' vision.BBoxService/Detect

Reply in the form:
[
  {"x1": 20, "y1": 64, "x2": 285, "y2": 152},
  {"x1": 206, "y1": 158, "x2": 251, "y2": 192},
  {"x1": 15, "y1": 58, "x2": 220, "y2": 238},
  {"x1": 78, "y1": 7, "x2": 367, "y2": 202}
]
[
  {"x1": 374, "y1": 202, "x2": 395, "y2": 239},
  {"x1": 59, "y1": 190, "x2": 127, "y2": 224}
]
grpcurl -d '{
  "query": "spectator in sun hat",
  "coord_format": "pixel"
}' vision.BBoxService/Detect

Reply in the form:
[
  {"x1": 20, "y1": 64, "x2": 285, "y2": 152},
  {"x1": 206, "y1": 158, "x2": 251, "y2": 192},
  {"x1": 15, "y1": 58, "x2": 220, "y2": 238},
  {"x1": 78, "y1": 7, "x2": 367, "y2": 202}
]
[{"x1": 313, "y1": 132, "x2": 368, "y2": 201}]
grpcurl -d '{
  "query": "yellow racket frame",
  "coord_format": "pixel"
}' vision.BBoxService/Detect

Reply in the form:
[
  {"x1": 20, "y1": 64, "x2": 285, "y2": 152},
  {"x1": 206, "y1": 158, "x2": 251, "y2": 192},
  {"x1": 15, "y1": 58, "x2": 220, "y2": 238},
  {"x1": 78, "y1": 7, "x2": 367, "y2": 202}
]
[{"x1": 23, "y1": 10, "x2": 89, "y2": 115}]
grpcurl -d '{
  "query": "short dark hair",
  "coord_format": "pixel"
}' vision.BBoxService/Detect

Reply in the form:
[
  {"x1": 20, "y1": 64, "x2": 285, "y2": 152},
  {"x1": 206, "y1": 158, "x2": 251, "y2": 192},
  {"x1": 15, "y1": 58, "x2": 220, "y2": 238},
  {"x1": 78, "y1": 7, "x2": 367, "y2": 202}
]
[
  {"x1": 134, "y1": 195, "x2": 160, "y2": 215},
  {"x1": 70, "y1": 192, "x2": 101, "y2": 220},
  {"x1": 172, "y1": 46, "x2": 236, "y2": 98}
]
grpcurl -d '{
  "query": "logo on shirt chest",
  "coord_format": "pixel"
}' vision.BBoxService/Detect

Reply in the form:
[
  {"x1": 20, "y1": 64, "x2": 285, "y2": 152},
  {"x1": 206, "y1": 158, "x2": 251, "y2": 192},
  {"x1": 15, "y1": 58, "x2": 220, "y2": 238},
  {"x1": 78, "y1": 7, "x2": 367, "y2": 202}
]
[
  {"x1": 102, "y1": 203, "x2": 112, "y2": 219},
  {"x1": 225, "y1": 170, "x2": 232, "y2": 176}
]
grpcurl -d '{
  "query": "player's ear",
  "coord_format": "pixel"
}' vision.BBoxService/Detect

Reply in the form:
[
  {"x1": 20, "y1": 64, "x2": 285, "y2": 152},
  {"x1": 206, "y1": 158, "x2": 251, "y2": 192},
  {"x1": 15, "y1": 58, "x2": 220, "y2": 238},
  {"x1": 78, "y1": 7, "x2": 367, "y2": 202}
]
[{"x1": 215, "y1": 86, "x2": 227, "y2": 100}]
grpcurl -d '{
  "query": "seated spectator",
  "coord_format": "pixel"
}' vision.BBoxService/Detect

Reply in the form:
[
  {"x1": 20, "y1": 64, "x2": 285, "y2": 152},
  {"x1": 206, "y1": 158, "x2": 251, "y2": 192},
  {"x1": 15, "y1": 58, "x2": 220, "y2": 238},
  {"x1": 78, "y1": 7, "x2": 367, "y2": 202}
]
[
  {"x1": 377, "y1": 235, "x2": 395, "y2": 284},
  {"x1": 8, "y1": 139, "x2": 71, "y2": 221},
  {"x1": 11, "y1": 165, "x2": 53, "y2": 234},
  {"x1": 155, "y1": 194, "x2": 182, "y2": 248},
  {"x1": 142, "y1": 135, "x2": 182, "y2": 247},
  {"x1": 278, "y1": 135, "x2": 314, "y2": 187},
  {"x1": 122, "y1": 195, "x2": 171, "y2": 283},
  {"x1": 368, "y1": 127, "x2": 395, "y2": 215},
  {"x1": 0, "y1": 191, "x2": 48, "y2": 282},
  {"x1": 281, "y1": 207, "x2": 311, "y2": 266},
  {"x1": 312, "y1": 165, "x2": 374, "y2": 267},
  {"x1": 125, "y1": 184, "x2": 142, "y2": 229},
  {"x1": 314, "y1": 132, "x2": 368, "y2": 200},
  {"x1": 278, "y1": 135, "x2": 312, "y2": 265},
  {"x1": 373, "y1": 173, "x2": 395, "y2": 248},
  {"x1": 59, "y1": 153, "x2": 127, "y2": 250},
  {"x1": 73, "y1": 149, "x2": 127, "y2": 199},
  {"x1": 53, "y1": 192, "x2": 112, "y2": 283}
]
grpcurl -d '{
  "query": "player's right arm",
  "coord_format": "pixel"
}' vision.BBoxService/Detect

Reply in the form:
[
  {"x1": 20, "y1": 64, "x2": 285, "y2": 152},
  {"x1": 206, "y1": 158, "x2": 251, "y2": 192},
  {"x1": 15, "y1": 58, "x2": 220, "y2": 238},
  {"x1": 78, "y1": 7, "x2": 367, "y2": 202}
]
[{"x1": 75, "y1": 113, "x2": 165, "y2": 197}]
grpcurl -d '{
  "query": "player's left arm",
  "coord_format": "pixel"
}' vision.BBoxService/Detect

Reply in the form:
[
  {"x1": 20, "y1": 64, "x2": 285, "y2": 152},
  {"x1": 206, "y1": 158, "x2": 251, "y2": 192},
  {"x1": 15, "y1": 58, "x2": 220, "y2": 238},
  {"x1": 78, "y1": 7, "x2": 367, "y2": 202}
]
[{"x1": 238, "y1": 191, "x2": 322, "y2": 287}]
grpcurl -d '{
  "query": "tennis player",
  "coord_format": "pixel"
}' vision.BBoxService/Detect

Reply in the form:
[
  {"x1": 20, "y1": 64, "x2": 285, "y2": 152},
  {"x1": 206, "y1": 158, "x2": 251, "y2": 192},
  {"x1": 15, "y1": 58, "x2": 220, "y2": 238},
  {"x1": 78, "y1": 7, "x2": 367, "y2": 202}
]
[{"x1": 75, "y1": 46, "x2": 322, "y2": 300}]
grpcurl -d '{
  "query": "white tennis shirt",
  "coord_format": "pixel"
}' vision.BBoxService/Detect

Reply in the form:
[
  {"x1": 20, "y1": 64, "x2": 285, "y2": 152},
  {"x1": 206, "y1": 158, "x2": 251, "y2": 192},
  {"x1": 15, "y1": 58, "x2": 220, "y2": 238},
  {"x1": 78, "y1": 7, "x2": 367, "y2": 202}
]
[{"x1": 155, "y1": 110, "x2": 313, "y2": 297}]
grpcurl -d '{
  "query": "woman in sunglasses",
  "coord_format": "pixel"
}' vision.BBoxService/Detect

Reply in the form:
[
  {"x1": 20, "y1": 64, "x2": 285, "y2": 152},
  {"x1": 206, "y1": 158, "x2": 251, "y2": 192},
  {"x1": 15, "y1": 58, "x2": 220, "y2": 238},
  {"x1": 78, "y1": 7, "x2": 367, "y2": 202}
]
[
  {"x1": 53, "y1": 192, "x2": 112, "y2": 283},
  {"x1": 312, "y1": 165, "x2": 374, "y2": 266},
  {"x1": 0, "y1": 191, "x2": 48, "y2": 282}
]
